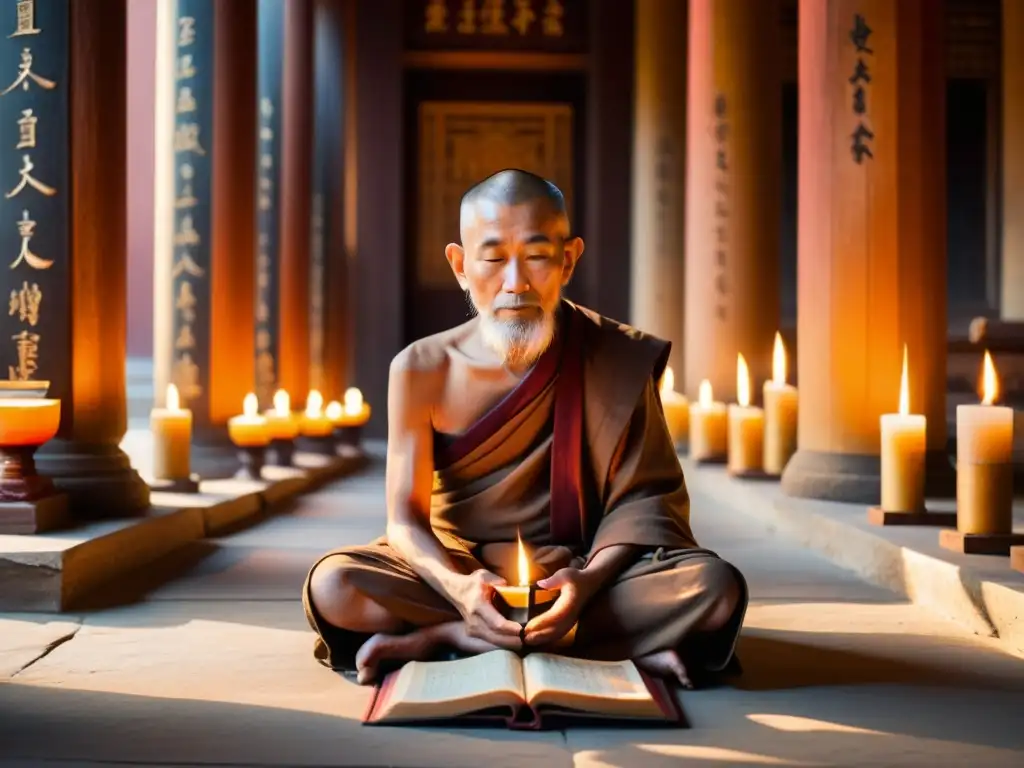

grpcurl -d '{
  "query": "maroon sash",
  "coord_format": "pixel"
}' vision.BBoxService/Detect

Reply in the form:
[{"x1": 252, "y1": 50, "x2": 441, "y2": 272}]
[{"x1": 434, "y1": 306, "x2": 587, "y2": 547}]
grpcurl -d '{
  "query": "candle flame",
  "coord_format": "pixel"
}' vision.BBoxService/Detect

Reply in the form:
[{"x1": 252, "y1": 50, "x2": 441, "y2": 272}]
[
  {"x1": 660, "y1": 366, "x2": 675, "y2": 395},
  {"x1": 517, "y1": 531, "x2": 530, "y2": 587},
  {"x1": 898, "y1": 344, "x2": 910, "y2": 416},
  {"x1": 699, "y1": 379, "x2": 713, "y2": 408},
  {"x1": 981, "y1": 350, "x2": 999, "y2": 405},
  {"x1": 326, "y1": 400, "x2": 342, "y2": 420},
  {"x1": 166, "y1": 383, "x2": 181, "y2": 412},
  {"x1": 273, "y1": 389, "x2": 290, "y2": 416},
  {"x1": 243, "y1": 392, "x2": 258, "y2": 417},
  {"x1": 343, "y1": 386, "x2": 364, "y2": 415},
  {"x1": 772, "y1": 332, "x2": 787, "y2": 386},
  {"x1": 306, "y1": 389, "x2": 324, "y2": 417},
  {"x1": 737, "y1": 354, "x2": 750, "y2": 408}
]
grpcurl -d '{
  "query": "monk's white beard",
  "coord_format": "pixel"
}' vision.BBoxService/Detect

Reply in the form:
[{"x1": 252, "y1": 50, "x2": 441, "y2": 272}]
[{"x1": 467, "y1": 294, "x2": 556, "y2": 367}]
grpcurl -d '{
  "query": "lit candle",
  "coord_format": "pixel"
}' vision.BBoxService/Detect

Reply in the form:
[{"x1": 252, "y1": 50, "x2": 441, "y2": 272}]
[
  {"x1": 300, "y1": 389, "x2": 334, "y2": 437},
  {"x1": 880, "y1": 345, "x2": 926, "y2": 513},
  {"x1": 227, "y1": 392, "x2": 270, "y2": 447},
  {"x1": 264, "y1": 389, "x2": 299, "y2": 440},
  {"x1": 956, "y1": 351, "x2": 1014, "y2": 535},
  {"x1": 763, "y1": 332, "x2": 798, "y2": 476},
  {"x1": 494, "y1": 532, "x2": 558, "y2": 625},
  {"x1": 728, "y1": 354, "x2": 764, "y2": 474},
  {"x1": 330, "y1": 387, "x2": 372, "y2": 428},
  {"x1": 689, "y1": 379, "x2": 727, "y2": 461},
  {"x1": 150, "y1": 383, "x2": 192, "y2": 480},
  {"x1": 658, "y1": 366, "x2": 689, "y2": 449}
]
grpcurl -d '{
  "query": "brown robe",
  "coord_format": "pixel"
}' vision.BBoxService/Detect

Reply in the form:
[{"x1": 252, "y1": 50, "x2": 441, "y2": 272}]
[{"x1": 302, "y1": 301, "x2": 748, "y2": 673}]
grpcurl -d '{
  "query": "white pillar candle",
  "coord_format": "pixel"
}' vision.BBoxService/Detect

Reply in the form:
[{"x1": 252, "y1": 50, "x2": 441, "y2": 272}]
[
  {"x1": 150, "y1": 383, "x2": 191, "y2": 480},
  {"x1": 763, "y1": 332, "x2": 798, "y2": 475},
  {"x1": 658, "y1": 366, "x2": 690, "y2": 448},
  {"x1": 880, "y1": 345, "x2": 926, "y2": 512},
  {"x1": 689, "y1": 379, "x2": 727, "y2": 461},
  {"x1": 728, "y1": 353, "x2": 764, "y2": 473}
]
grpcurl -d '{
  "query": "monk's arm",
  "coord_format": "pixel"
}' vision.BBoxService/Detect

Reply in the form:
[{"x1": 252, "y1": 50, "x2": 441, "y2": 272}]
[
  {"x1": 583, "y1": 377, "x2": 696, "y2": 570},
  {"x1": 382, "y1": 355, "x2": 468, "y2": 602}
]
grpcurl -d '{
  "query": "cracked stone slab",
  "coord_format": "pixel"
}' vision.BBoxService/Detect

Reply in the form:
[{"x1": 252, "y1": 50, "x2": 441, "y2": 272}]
[{"x1": 0, "y1": 614, "x2": 80, "y2": 677}]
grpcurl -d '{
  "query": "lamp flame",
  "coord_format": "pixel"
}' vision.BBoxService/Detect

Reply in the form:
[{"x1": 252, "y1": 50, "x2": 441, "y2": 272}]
[
  {"x1": 326, "y1": 400, "x2": 342, "y2": 420},
  {"x1": 981, "y1": 350, "x2": 998, "y2": 405},
  {"x1": 273, "y1": 389, "x2": 290, "y2": 416},
  {"x1": 343, "y1": 386, "x2": 364, "y2": 415},
  {"x1": 772, "y1": 332, "x2": 787, "y2": 386},
  {"x1": 737, "y1": 354, "x2": 751, "y2": 408},
  {"x1": 517, "y1": 531, "x2": 530, "y2": 587},
  {"x1": 306, "y1": 390, "x2": 324, "y2": 417},
  {"x1": 243, "y1": 392, "x2": 258, "y2": 418},
  {"x1": 166, "y1": 383, "x2": 181, "y2": 412},
  {"x1": 898, "y1": 344, "x2": 910, "y2": 416},
  {"x1": 661, "y1": 366, "x2": 675, "y2": 395},
  {"x1": 698, "y1": 379, "x2": 713, "y2": 408}
]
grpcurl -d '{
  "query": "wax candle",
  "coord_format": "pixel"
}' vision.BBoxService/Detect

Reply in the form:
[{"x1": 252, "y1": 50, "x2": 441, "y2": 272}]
[
  {"x1": 228, "y1": 392, "x2": 270, "y2": 447},
  {"x1": 689, "y1": 379, "x2": 727, "y2": 461},
  {"x1": 880, "y1": 345, "x2": 926, "y2": 512},
  {"x1": 728, "y1": 354, "x2": 764, "y2": 474},
  {"x1": 956, "y1": 351, "x2": 1014, "y2": 534},
  {"x1": 150, "y1": 383, "x2": 192, "y2": 480},
  {"x1": 264, "y1": 388, "x2": 299, "y2": 440},
  {"x1": 658, "y1": 366, "x2": 689, "y2": 448},
  {"x1": 328, "y1": 387, "x2": 372, "y2": 428},
  {"x1": 763, "y1": 332, "x2": 798, "y2": 475},
  {"x1": 301, "y1": 389, "x2": 334, "y2": 437},
  {"x1": 493, "y1": 534, "x2": 558, "y2": 624}
]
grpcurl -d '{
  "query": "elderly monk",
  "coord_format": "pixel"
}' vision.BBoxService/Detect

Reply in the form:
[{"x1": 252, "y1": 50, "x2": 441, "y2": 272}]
[{"x1": 303, "y1": 169, "x2": 747, "y2": 687}]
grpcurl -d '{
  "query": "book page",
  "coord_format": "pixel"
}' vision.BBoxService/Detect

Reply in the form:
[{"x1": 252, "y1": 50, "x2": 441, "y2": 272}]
[
  {"x1": 523, "y1": 654, "x2": 660, "y2": 716},
  {"x1": 385, "y1": 649, "x2": 525, "y2": 715}
]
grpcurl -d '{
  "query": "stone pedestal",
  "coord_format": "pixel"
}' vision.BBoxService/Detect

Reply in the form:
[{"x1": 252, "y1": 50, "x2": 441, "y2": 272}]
[
  {"x1": 630, "y1": 0, "x2": 687, "y2": 378},
  {"x1": 782, "y1": 0, "x2": 948, "y2": 504},
  {"x1": 682, "y1": 0, "x2": 782, "y2": 402}
]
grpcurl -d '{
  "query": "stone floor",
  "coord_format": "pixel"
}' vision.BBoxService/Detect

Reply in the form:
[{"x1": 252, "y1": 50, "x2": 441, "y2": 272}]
[{"x1": 2, "y1": 456, "x2": 1024, "y2": 767}]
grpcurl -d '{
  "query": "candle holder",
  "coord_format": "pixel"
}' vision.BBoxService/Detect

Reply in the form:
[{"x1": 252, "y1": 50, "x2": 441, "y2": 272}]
[
  {"x1": 298, "y1": 434, "x2": 337, "y2": 457},
  {"x1": 333, "y1": 424, "x2": 364, "y2": 457},
  {"x1": 867, "y1": 507, "x2": 957, "y2": 527},
  {"x1": 234, "y1": 445, "x2": 266, "y2": 481},
  {"x1": 729, "y1": 468, "x2": 775, "y2": 481},
  {"x1": 494, "y1": 584, "x2": 559, "y2": 628},
  {"x1": 268, "y1": 438, "x2": 295, "y2": 467},
  {"x1": 148, "y1": 474, "x2": 201, "y2": 494},
  {"x1": 0, "y1": 444, "x2": 56, "y2": 501}
]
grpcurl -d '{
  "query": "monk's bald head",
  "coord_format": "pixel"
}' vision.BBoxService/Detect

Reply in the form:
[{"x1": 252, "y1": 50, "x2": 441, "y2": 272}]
[{"x1": 459, "y1": 169, "x2": 570, "y2": 238}]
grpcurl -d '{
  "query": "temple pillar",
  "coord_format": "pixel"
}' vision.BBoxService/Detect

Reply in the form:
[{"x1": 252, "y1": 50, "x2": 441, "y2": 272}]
[
  {"x1": 0, "y1": 0, "x2": 151, "y2": 517},
  {"x1": 1001, "y1": 0, "x2": 1024, "y2": 319},
  {"x1": 630, "y1": 0, "x2": 686, "y2": 378},
  {"x1": 682, "y1": 0, "x2": 782, "y2": 403},
  {"x1": 154, "y1": 0, "x2": 257, "y2": 478},
  {"x1": 781, "y1": 0, "x2": 948, "y2": 503}
]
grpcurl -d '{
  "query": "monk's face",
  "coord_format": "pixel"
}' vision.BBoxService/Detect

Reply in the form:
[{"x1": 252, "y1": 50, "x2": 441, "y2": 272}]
[{"x1": 446, "y1": 199, "x2": 584, "y2": 366}]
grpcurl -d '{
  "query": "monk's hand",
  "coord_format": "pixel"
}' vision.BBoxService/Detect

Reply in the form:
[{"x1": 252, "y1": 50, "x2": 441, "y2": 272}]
[
  {"x1": 453, "y1": 569, "x2": 524, "y2": 649},
  {"x1": 522, "y1": 567, "x2": 598, "y2": 647}
]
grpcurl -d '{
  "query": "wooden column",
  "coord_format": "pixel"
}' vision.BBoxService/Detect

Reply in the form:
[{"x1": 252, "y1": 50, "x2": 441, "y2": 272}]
[
  {"x1": 630, "y1": 0, "x2": 686, "y2": 378},
  {"x1": 781, "y1": 0, "x2": 949, "y2": 503},
  {"x1": 682, "y1": 0, "x2": 782, "y2": 402},
  {"x1": 5, "y1": 0, "x2": 150, "y2": 518},
  {"x1": 1002, "y1": 0, "x2": 1024, "y2": 319}
]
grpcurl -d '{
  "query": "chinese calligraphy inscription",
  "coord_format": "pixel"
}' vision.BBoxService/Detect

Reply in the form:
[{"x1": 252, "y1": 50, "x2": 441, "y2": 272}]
[
  {"x1": 848, "y1": 13, "x2": 874, "y2": 164},
  {"x1": 713, "y1": 93, "x2": 729, "y2": 322}
]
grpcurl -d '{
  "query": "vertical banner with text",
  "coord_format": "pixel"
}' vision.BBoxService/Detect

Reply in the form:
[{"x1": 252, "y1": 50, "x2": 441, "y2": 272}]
[
  {"x1": 256, "y1": 0, "x2": 284, "y2": 407},
  {"x1": 170, "y1": 0, "x2": 214, "y2": 415},
  {"x1": 0, "y1": 0, "x2": 70, "y2": 400}
]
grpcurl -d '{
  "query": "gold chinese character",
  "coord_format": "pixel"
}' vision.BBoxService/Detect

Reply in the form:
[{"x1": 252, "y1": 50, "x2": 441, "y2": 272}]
[
  {"x1": 425, "y1": 0, "x2": 448, "y2": 32},
  {"x1": 9, "y1": 0, "x2": 41, "y2": 38},
  {"x1": 256, "y1": 350, "x2": 275, "y2": 385},
  {"x1": 9, "y1": 329, "x2": 39, "y2": 381},
  {"x1": 257, "y1": 269, "x2": 269, "y2": 289},
  {"x1": 260, "y1": 125, "x2": 273, "y2": 142},
  {"x1": 260, "y1": 153, "x2": 273, "y2": 170},
  {"x1": 172, "y1": 353, "x2": 202, "y2": 400},
  {"x1": 259, "y1": 232, "x2": 269, "y2": 247},
  {"x1": 256, "y1": 329, "x2": 271, "y2": 351},
  {"x1": 258, "y1": 252, "x2": 270, "y2": 271},
  {"x1": 260, "y1": 98, "x2": 273, "y2": 118},
  {"x1": 177, "y1": 53, "x2": 196, "y2": 80},
  {"x1": 256, "y1": 300, "x2": 269, "y2": 323},
  {"x1": 8, "y1": 280, "x2": 41, "y2": 325},
  {"x1": 542, "y1": 0, "x2": 563, "y2": 36},
  {"x1": 171, "y1": 252, "x2": 205, "y2": 278},
  {"x1": 5, "y1": 154, "x2": 55, "y2": 199},
  {"x1": 176, "y1": 281, "x2": 197, "y2": 322},
  {"x1": 511, "y1": 0, "x2": 536, "y2": 34},
  {"x1": 178, "y1": 16, "x2": 196, "y2": 47},
  {"x1": 176, "y1": 183, "x2": 198, "y2": 209},
  {"x1": 480, "y1": 0, "x2": 508, "y2": 34},
  {"x1": 456, "y1": 0, "x2": 476, "y2": 33},
  {"x1": 16, "y1": 108, "x2": 36, "y2": 149},
  {"x1": 174, "y1": 122, "x2": 206, "y2": 155},
  {"x1": 173, "y1": 214, "x2": 200, "y2": 247},
  {"x1": 176, "y1": 86, "x2": 197, "y2": 114},
  {"x1": 258, "y1": 193, "x2": 271, "y2": 211},
  {"x1": 1, "y1": 47, "x2": 55, "y2": 96},
  {"x1": 175, "y1": 323, "x2": 196, "y2": 350},
  {"x1": 10, "y1": 210, "x2": 51, "y2": 270}
]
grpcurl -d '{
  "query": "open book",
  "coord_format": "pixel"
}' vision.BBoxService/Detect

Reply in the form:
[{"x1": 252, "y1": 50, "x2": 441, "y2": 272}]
[{"x1": 363, "y1": 650, "x2": 684, "y2": 729}]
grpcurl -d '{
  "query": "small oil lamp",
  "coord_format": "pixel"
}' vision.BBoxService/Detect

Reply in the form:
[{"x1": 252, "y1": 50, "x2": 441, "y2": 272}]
[
  {"x1": 265, "y1": 388, "x2": 299, "y2": 466},
  {"x1": 227, "y1": 392, "x2": 270, "y2": 480},
  {"x1": 493, "y1": 533, "x2": 559, "y2": 627}
]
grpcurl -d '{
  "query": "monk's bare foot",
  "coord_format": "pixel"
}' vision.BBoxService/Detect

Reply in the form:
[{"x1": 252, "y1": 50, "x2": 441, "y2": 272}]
[
  {"x1": 354, "y1": 629, "x2": 435, "y2": 685},
  {"x1": 635, "y1": 649, "x2": 693, "y2": 689}
]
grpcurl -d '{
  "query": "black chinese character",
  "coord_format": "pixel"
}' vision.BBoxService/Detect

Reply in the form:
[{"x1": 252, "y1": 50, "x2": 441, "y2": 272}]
[
  {"x1": 849, "y1": 14, "x2": 872, "y2": 53},
  {"x1": 852, "y1": 86, "x2": 867, "y2": 115},
  {"x1": 716, "y1": 150, "x2": 727, "y2": 171},
  {"x1": 715, "y1": 121, "x2": 729, "y2": 143},
  {"x1": 715, "y1": 274, "x2": 728, "y2": 295},
  {"x1": 716, "y1": 249, "x2": 727, "y2": 267},
  {"x1": 714, "y1": 94, "x2": 727, "y2": 118},
  {"x1": 715, "y1": 201, "x2": 728, "y2": 217},
  {"x1": 851, "y1": 123, "x2": 874, "y2": 164},
  {"x1": 716, "y1": 225, "x2": 727, "y2": 243},
  {"x1": 849, "y1": 59, "x2": 871, "y2": 85}
]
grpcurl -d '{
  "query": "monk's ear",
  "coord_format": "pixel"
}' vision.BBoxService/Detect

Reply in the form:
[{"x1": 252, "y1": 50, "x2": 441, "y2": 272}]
[
  {"x1": 445, "y1": 242, "x2": 469, "y2": 290},
  {"x1": 561, "y1": 236, "x2": 584, "y2": 285}
]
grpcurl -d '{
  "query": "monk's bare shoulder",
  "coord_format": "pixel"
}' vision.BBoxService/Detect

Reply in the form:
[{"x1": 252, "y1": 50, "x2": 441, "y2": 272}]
[{"x1": 388, "y1": 319, "x2": 478, "y2": 402}]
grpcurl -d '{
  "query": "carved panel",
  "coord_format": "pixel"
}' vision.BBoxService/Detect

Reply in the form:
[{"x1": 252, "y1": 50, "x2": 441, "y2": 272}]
[{"x1": 417, "y1": 101, "x2": 574, "y2": 288}]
